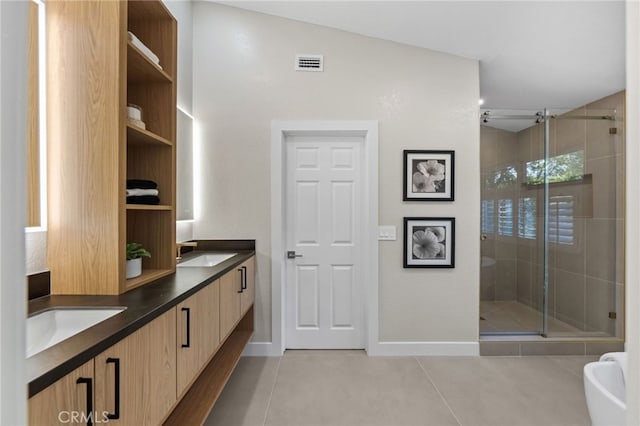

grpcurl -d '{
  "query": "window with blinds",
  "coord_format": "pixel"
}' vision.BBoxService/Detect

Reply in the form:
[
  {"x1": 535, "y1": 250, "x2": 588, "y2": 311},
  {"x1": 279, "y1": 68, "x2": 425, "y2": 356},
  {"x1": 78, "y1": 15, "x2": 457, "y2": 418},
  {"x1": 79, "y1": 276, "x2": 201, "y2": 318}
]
[
  {"x1": 498, "y1": 199, "x2": 514, "y2": 237},
  {"x1": 481, "y1": 200, "x2": 495, "y2": 234},
  {"x1": 518, "y1": 197, "x2": 536, "y2": 239},
  {"x1": 548, "y1": 195, "x2": 575, "y2": 245}
]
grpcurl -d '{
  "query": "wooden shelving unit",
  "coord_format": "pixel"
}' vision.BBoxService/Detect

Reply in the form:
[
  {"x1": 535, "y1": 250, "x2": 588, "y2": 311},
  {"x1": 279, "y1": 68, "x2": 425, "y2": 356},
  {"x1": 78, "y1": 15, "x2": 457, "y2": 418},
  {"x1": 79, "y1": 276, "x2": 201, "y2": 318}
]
[
  {"x1": 127, "y1": 124, "x2": 172, "y2": 147},
  {"x1": 126, "y1": 204, "x2": 173, "y2": 211},
  {"x1": 47, "y1": 0, "x2": 177, "y2": 295}
]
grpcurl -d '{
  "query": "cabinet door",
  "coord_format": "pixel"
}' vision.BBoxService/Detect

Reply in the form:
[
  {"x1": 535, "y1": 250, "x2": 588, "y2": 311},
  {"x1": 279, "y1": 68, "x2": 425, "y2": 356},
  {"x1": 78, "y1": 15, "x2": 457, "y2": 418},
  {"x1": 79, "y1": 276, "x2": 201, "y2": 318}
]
[
  {"x1": 29, "y1": 360, "x2": 95, "y2": 426},
  {"x1": 240, "y1": 257, "x2": 255, "y2": 315},
  {"x1": 94, "y1": 308, "x2": 176, "y2": 426},
  {"x1": 219, "y1": 268, "x2": 242, "y2": 341},
  {"x1": 176, "y1": 281, "x2": 220, "y2": 397}
]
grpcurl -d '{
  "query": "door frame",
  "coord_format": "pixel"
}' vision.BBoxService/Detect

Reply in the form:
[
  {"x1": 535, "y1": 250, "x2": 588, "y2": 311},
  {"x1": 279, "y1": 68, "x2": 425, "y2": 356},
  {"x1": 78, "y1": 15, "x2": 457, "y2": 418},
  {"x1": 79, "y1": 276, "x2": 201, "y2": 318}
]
[{"x1": 271, "y1": 120, "x2": 379, "y2": 355}]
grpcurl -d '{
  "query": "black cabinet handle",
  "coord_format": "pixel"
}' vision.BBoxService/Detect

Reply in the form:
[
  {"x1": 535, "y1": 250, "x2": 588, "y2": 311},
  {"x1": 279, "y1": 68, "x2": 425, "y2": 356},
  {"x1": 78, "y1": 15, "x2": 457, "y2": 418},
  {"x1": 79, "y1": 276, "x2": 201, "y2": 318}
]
[
  {"x1": 181, "y1": 307, "x2": 191, "y2": 348},
  {"x1": 241, "y1": 266, "x2": 247, "y2": 290},
  {"x1": 76, "y1": 377, "x2": 93, "y2": 426},
  {"x1": 105, "y1": 358, "x2": 120, "y2": 420},
  {"x1": 237, "y1": 268, "x2": 244, "y2": 293}
]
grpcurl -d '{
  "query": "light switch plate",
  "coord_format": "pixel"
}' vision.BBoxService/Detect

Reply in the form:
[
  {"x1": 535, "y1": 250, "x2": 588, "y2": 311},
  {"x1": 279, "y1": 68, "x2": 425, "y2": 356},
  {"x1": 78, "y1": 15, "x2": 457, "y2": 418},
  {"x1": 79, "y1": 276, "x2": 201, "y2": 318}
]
[{"x1": 378, "y1": 225, "x2": 397, "y2": 241}]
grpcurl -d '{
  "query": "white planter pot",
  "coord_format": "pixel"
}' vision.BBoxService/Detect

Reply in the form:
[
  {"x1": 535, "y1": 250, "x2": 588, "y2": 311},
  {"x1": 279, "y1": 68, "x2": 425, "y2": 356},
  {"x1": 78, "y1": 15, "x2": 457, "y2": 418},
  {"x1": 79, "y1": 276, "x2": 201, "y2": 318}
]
[{"x1": 126, "y1": 257, "x2": 142, "y2": 279}]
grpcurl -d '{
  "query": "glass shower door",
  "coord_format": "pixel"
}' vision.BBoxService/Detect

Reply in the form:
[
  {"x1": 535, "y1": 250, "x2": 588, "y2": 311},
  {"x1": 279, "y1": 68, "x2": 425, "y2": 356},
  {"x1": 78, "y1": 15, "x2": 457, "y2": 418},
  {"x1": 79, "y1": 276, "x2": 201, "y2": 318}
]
[
  {"x1": 480, "y1": 98, "x2": 624, "y2": 339},
  {"x1": 480, "y1": 110, "x2": 546, "y2": 335}
]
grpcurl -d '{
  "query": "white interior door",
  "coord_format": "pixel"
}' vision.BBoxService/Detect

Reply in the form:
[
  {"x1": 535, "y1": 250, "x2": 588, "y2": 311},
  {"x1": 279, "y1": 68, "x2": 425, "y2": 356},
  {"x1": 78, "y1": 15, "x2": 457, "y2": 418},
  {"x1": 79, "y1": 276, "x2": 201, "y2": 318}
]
[{"x1": 285, "y1": 135, "x2": 364, "y2": 349}]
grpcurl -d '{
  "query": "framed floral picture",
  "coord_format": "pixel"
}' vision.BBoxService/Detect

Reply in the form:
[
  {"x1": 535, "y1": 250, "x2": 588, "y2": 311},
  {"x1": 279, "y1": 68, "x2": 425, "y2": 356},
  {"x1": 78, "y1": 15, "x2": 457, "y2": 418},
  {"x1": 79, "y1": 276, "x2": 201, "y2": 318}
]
[
  {"x1": 403, "y1": 217, "x2": 455, "y2": 268},
  {"x1": 403, "y1": 150, "x2": 454, "y2": 201}
]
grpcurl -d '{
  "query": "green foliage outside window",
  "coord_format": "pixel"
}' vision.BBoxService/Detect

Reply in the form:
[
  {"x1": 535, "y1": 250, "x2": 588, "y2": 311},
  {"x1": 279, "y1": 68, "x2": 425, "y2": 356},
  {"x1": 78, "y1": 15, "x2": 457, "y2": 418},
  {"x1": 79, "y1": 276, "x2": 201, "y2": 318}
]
[{"x1": 526, "y1": 151, "x2": 584, "y2": 185}]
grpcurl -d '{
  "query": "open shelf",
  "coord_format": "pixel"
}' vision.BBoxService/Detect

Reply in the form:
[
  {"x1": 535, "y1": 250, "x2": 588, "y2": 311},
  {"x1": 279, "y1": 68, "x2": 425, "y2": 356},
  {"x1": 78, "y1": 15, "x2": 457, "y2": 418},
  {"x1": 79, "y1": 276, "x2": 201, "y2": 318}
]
[
  {"x1": 126, "y1": 204, "x2": 172, "y2": 211},
  {"x1": 125, "y1": 268, "x2": 174, "y2": 290},
  {"x1": 127, "y1": 41, "x2": 172, "y2": 83},
  {"x1": 127, "y1": 123, "x2": 172, "y2": 147}
]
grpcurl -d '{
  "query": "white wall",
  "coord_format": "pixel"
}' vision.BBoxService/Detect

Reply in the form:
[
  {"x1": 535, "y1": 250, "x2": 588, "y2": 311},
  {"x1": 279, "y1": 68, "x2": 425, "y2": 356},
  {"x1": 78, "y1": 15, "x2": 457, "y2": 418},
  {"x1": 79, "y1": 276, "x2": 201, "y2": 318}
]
[
  {"x1": 0, "y1": 1, "x2": 28, "y2": 423},
  {"x1": 163, "y1": 0, "x2": 193, "y2": 115},
  {"x1": 193, "y1": 3, "x2": 480, "y2": 345}
]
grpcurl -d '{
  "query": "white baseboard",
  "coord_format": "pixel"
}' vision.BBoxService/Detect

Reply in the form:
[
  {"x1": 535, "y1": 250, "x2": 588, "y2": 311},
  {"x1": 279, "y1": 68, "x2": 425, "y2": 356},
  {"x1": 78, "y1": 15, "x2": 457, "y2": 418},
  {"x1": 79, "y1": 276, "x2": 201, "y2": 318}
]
[
  {"x1": 242, "y1": 341, "x2": 479, "y2": 357},
  {"x1": 367, "y1": 341, "x2": 479, "y2": 356}
]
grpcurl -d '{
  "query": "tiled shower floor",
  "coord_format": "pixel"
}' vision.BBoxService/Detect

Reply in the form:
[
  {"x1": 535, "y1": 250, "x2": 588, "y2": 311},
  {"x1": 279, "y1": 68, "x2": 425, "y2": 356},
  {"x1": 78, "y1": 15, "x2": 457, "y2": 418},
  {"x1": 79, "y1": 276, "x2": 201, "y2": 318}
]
[
  {"x1": 480, "y1": 300, "x2": 609, "y2": 336},
  {"x1": 204, "y1": 350, "x2": 594, "y2": 426}
]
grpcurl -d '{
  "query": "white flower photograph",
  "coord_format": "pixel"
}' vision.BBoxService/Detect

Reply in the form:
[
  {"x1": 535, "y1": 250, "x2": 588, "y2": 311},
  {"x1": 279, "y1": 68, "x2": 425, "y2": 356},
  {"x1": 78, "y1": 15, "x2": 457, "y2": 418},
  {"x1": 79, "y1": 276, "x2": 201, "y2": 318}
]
[
  {"x1": 404, "y1": 217, "x2": 455, "y2": 268},
  {"x1": 403, "y1": 150, "x2": 454, "y2": 201}
]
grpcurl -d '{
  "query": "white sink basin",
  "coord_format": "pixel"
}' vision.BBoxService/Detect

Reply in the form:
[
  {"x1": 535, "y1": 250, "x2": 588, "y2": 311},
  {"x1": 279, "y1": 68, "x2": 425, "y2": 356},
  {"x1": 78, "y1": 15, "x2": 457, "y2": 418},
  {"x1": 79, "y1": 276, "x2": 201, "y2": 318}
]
[
  {"x1": 177, "y1": 253, "x2": 237, "y2": 267},
  {"x1": 27, "y1": 307, "x2": 125, "y2": 358}
]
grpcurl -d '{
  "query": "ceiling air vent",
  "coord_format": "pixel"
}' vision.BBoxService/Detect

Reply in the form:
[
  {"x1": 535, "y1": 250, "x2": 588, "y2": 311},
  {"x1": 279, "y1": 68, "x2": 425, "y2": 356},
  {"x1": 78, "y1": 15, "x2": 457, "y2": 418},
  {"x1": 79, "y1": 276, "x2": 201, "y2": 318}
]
[{"x1": 296, "y1": 54, "x2": 323, "y2": 72}]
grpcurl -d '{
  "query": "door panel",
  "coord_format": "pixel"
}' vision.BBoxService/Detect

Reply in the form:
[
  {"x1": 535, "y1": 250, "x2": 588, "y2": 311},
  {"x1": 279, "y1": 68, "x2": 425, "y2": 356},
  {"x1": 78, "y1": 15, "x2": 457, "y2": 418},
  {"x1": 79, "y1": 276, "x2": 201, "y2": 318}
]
[
  {"x1": 285, "y1": 136, "x2": 363, "y2": 349},
  {"x1": 176, "y1": 282, "x2": 220, "y2": 398},
  {"x1": 240, "y1": 257, "x2": 255, "y2": 316},
  {"x1": 331, "y1": 265, "x2": 354, "y2": 328},
  {"x1": 296, "y1": 265, "x2": 320, "y2": 328},
  {"x1": 29, "y1": 360, "x2": 95, "y2": 426},
  {"x1": 94, "y1": 308, "x2": 176, "y2": 426}
]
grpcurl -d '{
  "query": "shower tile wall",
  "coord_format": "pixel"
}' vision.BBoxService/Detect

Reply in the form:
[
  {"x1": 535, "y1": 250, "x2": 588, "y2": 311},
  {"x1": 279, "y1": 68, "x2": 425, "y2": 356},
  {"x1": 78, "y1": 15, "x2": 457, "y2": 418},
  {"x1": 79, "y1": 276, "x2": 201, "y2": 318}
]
[{"x1": 480, "y1": 91, "x2": 625, "y2": 337}]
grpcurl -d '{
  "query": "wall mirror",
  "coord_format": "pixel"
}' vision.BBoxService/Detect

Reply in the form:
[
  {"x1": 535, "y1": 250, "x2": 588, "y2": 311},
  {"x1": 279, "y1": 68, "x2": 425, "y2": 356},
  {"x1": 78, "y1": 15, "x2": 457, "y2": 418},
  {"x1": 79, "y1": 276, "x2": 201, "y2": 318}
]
[{"x1": 176, "y1": 107, "x2": 194, "y2": 221}]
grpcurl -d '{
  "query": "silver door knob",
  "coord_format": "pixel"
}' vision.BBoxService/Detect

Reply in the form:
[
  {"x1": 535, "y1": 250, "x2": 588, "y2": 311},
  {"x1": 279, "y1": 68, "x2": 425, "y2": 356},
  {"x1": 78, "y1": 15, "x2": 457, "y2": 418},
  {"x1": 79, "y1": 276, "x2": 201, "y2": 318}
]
[
  {"x1": 287, "y1": 251, "x2": 303, "y2": 259},
  {"x1": 480, "y1": 234, "x2": 488, "y2": 241}
]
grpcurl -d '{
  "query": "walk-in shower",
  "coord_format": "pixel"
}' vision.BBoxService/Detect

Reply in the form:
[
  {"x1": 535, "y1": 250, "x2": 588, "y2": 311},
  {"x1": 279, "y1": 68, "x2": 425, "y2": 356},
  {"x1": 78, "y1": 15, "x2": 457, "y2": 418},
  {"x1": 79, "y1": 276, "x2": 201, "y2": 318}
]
[{"x1": 479, "y1": 91, "x2": 625, "y2": 339}]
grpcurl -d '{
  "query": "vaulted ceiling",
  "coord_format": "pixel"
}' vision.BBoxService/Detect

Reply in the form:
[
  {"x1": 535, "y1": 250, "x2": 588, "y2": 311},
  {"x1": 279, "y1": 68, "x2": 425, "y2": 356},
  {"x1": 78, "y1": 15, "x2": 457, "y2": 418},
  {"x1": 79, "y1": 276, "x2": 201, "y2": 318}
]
[{"x1": 219, "y1": 1, "x2": 625, "y2": 115}]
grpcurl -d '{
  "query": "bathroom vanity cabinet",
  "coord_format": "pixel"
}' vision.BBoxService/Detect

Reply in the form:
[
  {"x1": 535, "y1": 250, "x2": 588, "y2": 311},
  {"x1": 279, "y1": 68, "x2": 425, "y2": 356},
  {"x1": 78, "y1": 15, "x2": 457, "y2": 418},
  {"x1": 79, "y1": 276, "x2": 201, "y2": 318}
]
[
  {"x1": 176, "y1": 281, "x2": 221, "y2": 397},
  {"x1": 28, "y1": 254, "x2": 255, "y2": 425},
  {"x1": 46, "y1": 0, "x2": 177, "y2": 295},
  {"x1": 28, "y1": 308, "x2": 176, "y2": 425},
  {"x1": 94, "y1": 309, "x2": 177, "y2": 425},
  {"x1": 220, "y1": 257, "x2": 256, "y2": 342},
  {"x1": 240, "y1": 257, "x2": 256, "y2": 317},
  {"x1": 28, "y1": 360, "x2": 95, "y2": 425}
]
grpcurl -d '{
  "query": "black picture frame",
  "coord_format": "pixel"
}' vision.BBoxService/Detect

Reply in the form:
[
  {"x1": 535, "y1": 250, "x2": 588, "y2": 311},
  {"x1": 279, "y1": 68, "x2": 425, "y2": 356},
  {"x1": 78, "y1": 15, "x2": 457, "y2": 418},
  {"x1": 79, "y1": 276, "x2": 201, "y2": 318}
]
[
  {"x1": 403, "y1": 217, "x2": 455, "y2": 268},
  {"x1": 403, "y1": 150, "x2": 454, "y2": 201}
]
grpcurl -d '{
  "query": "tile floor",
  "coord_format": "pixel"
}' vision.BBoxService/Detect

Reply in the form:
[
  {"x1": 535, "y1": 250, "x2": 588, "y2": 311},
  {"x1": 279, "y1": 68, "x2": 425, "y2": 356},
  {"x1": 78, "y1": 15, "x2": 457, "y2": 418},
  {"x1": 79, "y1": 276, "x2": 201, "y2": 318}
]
[
  {"x1": 204, "y1": 350, "x2": 595, "y2": 426},
  {"x1": 480, "y1": 301, "x2": 610, "y2": 337}
]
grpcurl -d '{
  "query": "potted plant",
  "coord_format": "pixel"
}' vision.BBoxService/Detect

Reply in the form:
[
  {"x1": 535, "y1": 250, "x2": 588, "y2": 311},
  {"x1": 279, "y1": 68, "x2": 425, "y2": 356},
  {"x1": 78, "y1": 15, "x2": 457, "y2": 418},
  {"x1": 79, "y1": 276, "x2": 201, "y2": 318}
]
[{"x1": 126, "y1": 242, "x2": 151, "y2": 279}]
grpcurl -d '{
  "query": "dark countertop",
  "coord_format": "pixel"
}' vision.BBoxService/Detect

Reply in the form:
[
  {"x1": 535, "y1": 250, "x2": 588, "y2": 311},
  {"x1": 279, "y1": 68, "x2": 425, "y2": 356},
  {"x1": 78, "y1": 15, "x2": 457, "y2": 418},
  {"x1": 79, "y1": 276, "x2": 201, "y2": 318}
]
[{"x1": 27, "y1": 249, "x2": 255, "y2": 397}]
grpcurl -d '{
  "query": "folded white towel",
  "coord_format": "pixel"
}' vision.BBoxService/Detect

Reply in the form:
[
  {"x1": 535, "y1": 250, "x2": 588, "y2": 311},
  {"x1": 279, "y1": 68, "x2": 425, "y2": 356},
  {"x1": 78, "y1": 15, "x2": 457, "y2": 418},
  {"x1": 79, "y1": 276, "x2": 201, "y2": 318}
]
[
  {"x1": 128, "y1": 31, "x2": 161, "y2": 68},
  {"x1": 600, "y1": 352, "x2": 628, "y2": 385},
  {"x1": 127, "y1": 188, "x2": 159, "y2": 196}
]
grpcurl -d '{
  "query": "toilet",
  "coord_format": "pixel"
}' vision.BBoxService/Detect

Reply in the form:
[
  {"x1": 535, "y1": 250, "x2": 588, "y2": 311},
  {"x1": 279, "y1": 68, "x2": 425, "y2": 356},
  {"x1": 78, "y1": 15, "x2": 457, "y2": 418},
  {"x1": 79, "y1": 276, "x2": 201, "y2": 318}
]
[{"x1": 584, "y1": 352, "x2": 627, "y2": 426}]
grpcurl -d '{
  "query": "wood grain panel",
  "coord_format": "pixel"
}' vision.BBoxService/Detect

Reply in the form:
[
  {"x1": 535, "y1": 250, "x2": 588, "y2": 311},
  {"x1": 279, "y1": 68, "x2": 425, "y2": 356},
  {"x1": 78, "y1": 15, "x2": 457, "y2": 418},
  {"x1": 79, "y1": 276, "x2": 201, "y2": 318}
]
[
  {"x1": 47, "y1": 0, "x2": 126, "y2": 295},
  {"x1": 240, "y1": 257, "x2": 255, "y2": 316},
  {"x1": 128, "y1": 0, "x2": 175, "y2": 21},
  {"x1": 127, "y1": 83, "x2": 174, "y2": 144},
  {"x1": 27, "y1": 0, "x2": 40, "y2": 227},
  {"x1": 127, "y1": 123, "x2": 172, "y2": 147},
  {"x1": 94, "y1": 308, "x2": 176, "y2": 426},
  {"x1": 126, "y1": 209, "x2": 174, "y2": 272},
  {"x1": 127, "y1": 42, "x2": 172, "y2": 83},
  {"x1": 219, "y1": 269, "x2": 242, "y2": 342},
  {"x1": 127, "y1": 14, "x2": 176, "y2": 143},
  {"x1": 29, "y1": 360, "x2": 94, "y2": 425},
  {"x1": 176, "y1": 281, "x2": 221, "y2": 398}
]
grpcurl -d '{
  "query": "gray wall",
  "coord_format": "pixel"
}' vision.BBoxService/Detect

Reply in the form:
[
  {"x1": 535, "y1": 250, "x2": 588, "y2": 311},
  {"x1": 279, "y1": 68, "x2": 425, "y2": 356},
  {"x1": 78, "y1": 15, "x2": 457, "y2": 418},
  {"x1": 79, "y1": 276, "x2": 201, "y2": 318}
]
[{"x1": 192, "y1": 2, "x2": 480, "y2": 343}]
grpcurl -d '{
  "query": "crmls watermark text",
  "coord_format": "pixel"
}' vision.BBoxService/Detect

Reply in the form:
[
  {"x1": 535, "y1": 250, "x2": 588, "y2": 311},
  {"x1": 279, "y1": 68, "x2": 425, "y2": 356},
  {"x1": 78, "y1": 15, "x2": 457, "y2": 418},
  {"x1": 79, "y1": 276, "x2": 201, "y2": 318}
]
[{"x1": 58, "y1": 411, "x2": 110, "y2": 424}]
